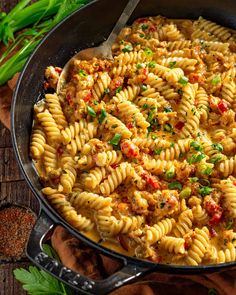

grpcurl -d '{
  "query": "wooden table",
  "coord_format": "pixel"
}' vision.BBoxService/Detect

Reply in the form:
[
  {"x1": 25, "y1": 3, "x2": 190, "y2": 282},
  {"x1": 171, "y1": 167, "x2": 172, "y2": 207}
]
[
  {"x1": 0, "y1": 1, "x2": 40, "y2": 294},
  {"x1": 0, "y1": 121, "x2": 39, "y2": 295}
]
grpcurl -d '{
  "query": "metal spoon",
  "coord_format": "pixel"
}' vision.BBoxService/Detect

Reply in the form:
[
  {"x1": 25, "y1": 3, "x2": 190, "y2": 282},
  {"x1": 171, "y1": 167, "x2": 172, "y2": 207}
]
[{"x1": 57, "y1": 0, "x2": 140, "y2": 93}]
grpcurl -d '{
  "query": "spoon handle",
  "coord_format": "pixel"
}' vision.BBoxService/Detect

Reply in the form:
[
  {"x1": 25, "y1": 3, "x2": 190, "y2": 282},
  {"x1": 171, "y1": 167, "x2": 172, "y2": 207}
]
[{"x1": 103, "y1": 0, "x2": 140, "y2": 48}]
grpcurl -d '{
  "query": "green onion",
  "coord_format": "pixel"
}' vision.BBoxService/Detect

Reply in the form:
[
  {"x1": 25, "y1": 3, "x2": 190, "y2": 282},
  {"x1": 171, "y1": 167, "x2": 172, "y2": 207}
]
[
  {"x1": 98, "y1": 109, "x2": 107, "y2": 123},
  {"x1": 165, "y1": 167, "x2": 175, "y2": 179},
  {"x1": 178, "y1": 75, "x2": 188, "y2": 85},
  {"x1": 189, "y1": 177, "x2": 199, "y2": 183},
  {"x1": 203, "y1": 166, "x2": 212, "y2": 175},
  {"x1": 104, "y1": 88, "x2": 110, "y2": 95},
  {"x1": 211, "y1": 75, "x2": 221, "y2": 86},
  {"x1": 160, "y1": 201, "x2": 165, "y2": 208},
  {"x1": 187, "y1": 153, "x2": 206, "y2": 164},
  {"x1": 210, "y1": 155, "x2": 222, "y2": 164},
  {"x1": 169, "y1": 61, "x2": 176, "y2": 69},
  {"x1": 78, "y1": 69, "x2": 88, "y2": 77},
  {"x1": 93, "y1": 100, "x2": 99, "y2": 105},
  {"x1": 144, "y1": 47, "x2": 153, "y2": 57},
  {"x1": 198, "y1": 186, "x2": 213, "y2": 196},
  {"x1": 115, "y1": 86, "x2": 122, "y2": 94},
  {"x1": 164, "y1": 123, "x2": 172, "y2": 132},
  {"x1": 87, "y1": 106, "x2": 96, "y2": 117},
  {"x1": 190, "y1": 141, "x2": 202, "y2": 151},
  {"x1": 164, "y1": 106, "x2": 172, "y2": 112},
  {"x1": 141, "y1": 24, "x2": 149, "y2": 30},
  {"x1": 168, "y1": 181, "x2": 182, "y2": 190},
  {"x1": 154, "y1": 148, "x2": 162, "y2": 155},
  {"x1": 211, "y1": 143, "x2": 223, "y2": 152},
  {"x1": 148, "y1": 61, "x2": 156, "y2": 68},
  {"x1": 141, "y1": 84, "x2": 148, "y2": 91},
  {"x1": 226, "y1": 219, "x2": 234, "y2": 230},
  {"x1": 109, "y1": 133, "x2": 122, "y2": 146},
  {"x1": 136, "y1": 63, "x2": 145, "y2": 69},
  {"x1": 179, "y1": 187, "x2": 192, "y2": 199},
  {"x1": 147, "y1": 110, "x2": 155, "y2": 122},
  {"x1": 122, "y1": 44, "x2": 133, "y2": 53}
]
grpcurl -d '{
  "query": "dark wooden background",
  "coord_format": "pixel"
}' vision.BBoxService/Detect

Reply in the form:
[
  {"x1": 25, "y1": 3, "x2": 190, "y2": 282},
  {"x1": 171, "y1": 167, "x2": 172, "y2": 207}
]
[{"x1": 0, "y1": 2, "x2": 39, "y2": 294}]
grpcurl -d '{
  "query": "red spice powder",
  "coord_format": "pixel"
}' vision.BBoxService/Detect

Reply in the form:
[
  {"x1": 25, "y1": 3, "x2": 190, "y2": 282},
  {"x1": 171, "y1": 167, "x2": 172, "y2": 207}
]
[{"x1": 0, "y1": 206, "x2": 36, "y2": 258}]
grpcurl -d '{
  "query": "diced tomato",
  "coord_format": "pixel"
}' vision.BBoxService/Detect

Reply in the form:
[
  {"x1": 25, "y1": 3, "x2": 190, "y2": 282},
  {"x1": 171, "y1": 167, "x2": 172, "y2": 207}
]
[
  {"x1": 184, "y1": 240, "x2": 190, "y2": 250},
  {"x1": 111, "y1": 163, "x2": 119, "y2": 169},
  {"x1": 126, "y1": 122, "x2": 133, "y2": 129},
  {"x1": 111, "y1": 77, "x2": 124, "y2": 90},
  {"x1": 141, "y1": 172, "x2": 160, "y2": 189},
  {"x1": 148, "y1": 25, "x2": 157, "y2": 32},
  {"x1": 55, "y1": 67, "x2": 62, "y2": 74},
  {"x1": 218, "y1": 100, "x2": 228, "y2": 113},
  {"x1": 204, "y1": 200, "x2": 219, "y2": 215},
  {"x1": 189, "y1": 73, "x2": 204, "y2": 84},
  {"x1": 83, "y1": 90, "x2": 92, "y2": 102},
  {"x1": 209, "y1": 227, "x2": 217, "y2": 237},
  {"x1": 175, "y1": 121, "x2": 185, "y2": 130},
  {"x1": 120, "y1": 140, "x2": 139, "y2": 158},
  {"x1": 142, "y1": 68, "x2": 148, "y2": 77},
  {"x1": 117, "y1": 234, "x2": 129, "y2": 251},
  {"x1": 136, "y1": 18, "x2": 149, "y2": 24},
  {"x1": 209, "y1": 211, "x2": 223, "y2": 226},
  {"x1": 43, "y1": 81, "x2": 50, "y2": 90},
  {"x1": 66, "y1": 92, "x2": 74, "y2": 106},
  {"x1": 57, "y1": 146, "x2": 64, "y2": 156},
  {"x1": 233, "y1": 182, "x2": 236, "y2": 186}
]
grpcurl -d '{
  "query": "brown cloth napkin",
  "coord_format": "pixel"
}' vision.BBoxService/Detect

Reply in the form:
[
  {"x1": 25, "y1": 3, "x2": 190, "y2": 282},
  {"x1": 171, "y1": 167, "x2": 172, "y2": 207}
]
[{"x1": 1, "y1": 73, "x2": 236, "y2": 295}]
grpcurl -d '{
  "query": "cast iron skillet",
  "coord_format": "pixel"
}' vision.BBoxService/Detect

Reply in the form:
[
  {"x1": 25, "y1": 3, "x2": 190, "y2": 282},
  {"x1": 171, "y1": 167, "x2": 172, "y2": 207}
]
[{"x1": 11, "y1": 0, "x2": 236, "y2": 294}]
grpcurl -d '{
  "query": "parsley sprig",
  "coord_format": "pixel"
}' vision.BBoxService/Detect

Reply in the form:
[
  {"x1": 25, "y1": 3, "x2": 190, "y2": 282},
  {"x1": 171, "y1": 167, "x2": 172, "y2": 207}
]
[{"x1": 14, "y1": 244, "x2": 73, "y2": 295}]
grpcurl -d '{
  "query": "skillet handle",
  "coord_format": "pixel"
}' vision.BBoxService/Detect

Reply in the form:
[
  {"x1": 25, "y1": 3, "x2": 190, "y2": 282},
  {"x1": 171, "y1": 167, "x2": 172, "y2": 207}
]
[{"x1": 26, "y1": 211, "x2": 150, "y2": 295}]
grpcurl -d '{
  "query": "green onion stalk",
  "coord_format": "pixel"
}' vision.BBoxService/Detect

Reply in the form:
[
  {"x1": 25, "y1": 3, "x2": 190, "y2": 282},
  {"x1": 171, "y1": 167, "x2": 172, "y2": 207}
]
[{"x1": 0, "y1": 0, "x2": 91, "y2": 85}]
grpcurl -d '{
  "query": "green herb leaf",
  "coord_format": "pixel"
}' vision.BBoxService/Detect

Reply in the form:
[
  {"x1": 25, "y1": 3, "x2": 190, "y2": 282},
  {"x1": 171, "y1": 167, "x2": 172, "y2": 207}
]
[
  {"x1": 211, "y1": 76, "x2": 221, "y2": 86},
  {"x1": 144, "y1": 47, "x2": 153, "y2": 57},
  {"x1": 141, "y1": 24, "x2": 149, "y2": 30},
  {"x1": 87, "y1": 106, "x2": 96, "y2": 117},
  {"x1": 210, "y1": 155, "x2": 222, "y2": 164},
  {"x1": 178, "y1": 75, "x2": 188, "y2": 85},
  {"x1": 198, "y1": 186, "x2": 213, "y2": 196},
  {"x1": 136, "y1": 63, "x2": 145, "y2": 69},
  {"x1": 122, "y1": 44, "x2": 133, "y2": 53},
  {"x1": 98, "y1": 109, "x2": 107, "y2": 123},
  {"x1": 154, "y1": 148, "x2": 162, "y2": 155},
  {"x1": 190, "y1": 141, "x2": 202, "y2": 151},
  {"x1": 168, "y1": 181, "x2": 182, "y2": 190},
  {"x1": 211, "y1": 143, "x2": 223, "y2": 152},
  {"x1": 169, "y1": 61, "x2": 176, "y2": 69},
  {"x1": 109, "y1": 133, "x2": 121, "y2": 146}
]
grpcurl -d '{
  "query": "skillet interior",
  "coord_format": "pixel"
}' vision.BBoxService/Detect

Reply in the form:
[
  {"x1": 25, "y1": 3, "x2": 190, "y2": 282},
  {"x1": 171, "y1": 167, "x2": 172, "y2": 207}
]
[{"x1": 11, "y1": 0, "x2": 236, "y2": 272}]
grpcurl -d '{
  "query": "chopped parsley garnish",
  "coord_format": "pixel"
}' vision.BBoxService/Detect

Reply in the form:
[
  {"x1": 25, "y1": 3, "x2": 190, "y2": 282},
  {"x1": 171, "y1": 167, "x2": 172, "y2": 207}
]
[
  {"x1": 98, "y1": 109, "x2": 107, "y2": 123},
  {"x1": 144, "y1": 47, "x2": 153, "y2": 57},
  {"x1": 210, "y1": 155, "x2": 222, "y2": 164},
  {"x1": 78, "y1": 69, "x2": 88, "y2": 77},
  {"x1": 122, "y1": 44, "x2": 133, "y2": 53},
  {"x1": 169, "y1": 61, "x2": 176, "y2": 69},
  {"x1": 164, "y1": 106, "x2": 172, "y2": 112},
  {"x1": 198, "y1": 186, "x2": 213, "y2": 197},
  {"x1": 139, "y1": 33, "x2": 145, "y2": 38},
  {"x1": 190, "y1": 141, "x2": 203, "y2": 151},
  {"x1": 187, "y1": 153, "x2": 206, "y2": 164},
  {"x1": 168, "y1": 181, "x2": 182, "y2": 190},
  {"x1": 87, "y1": 106, "x2": 96, "y2": 117},
  {"x1": 211, "y1": 143, "x2": 223, "y2": 152},
  {"x1": 178, "y1": 75, "x2": 188, "y2": 85},
  {"x1": 211, "y1": 75, "x2": 221, "y2": 86},
  {"x1": 109, "y1": 133, "x2": 122, "y2": 146},
  {"x1": 148, "y1": 61, "x2": 156, "y2": 68},
  {"x1": 115, "y1": 86, "x2": 122, "y2": 94},
  {"x1": 147, "y1": 110, "x2": 155, "y2": 122}
]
